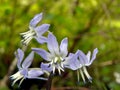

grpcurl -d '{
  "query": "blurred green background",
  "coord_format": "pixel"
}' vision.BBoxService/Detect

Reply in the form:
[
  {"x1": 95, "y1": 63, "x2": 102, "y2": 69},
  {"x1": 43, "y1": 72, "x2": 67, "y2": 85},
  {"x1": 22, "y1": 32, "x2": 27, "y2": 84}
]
[{"x1": 0, "y1": 0, "x2": 120, "y2": 90}]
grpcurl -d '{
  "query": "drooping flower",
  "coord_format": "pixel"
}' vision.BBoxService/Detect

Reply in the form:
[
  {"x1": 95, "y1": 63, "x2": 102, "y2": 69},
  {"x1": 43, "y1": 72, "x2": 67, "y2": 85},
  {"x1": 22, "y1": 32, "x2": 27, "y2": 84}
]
[
  {"x1": 67, "y1": 48, "x2": 98, "y2": 83},
  {"x1": 10, "y1": 48, "x2": 48, "y2": 86},
  {"x1": 32, "y1": 33, "x2": 75, "y2": 75},
  {"x1": 20, "y1": 13, "x2": 50, "y2": 45}
]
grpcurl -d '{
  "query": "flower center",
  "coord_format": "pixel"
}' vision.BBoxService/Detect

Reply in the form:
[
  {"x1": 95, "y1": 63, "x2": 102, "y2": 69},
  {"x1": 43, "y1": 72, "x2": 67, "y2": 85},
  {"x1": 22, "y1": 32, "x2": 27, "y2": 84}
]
[
  {"x1": 20, "y1": 28, "x2": 36, "y2": 45},
  {"x1": 10, "y1": 71, "x2": 24, "y2": 86},
  {"x1": 50, "y1": 56, "x2": 64, "y2": 74},
  {"x1": 54, "y1": 57, "x2": 61, "y2": 63}
]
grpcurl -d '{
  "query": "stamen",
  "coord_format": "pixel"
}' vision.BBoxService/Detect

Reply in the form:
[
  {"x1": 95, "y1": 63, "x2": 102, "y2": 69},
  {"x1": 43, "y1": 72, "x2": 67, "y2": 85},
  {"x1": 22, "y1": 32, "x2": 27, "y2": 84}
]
[
  {"x1": 58, "y1": 67, "x2": 61, "y2": 75},
  {"x1": 18, "y1": 78, "x2": 24, "y2": 87},
  {"x1": 36, "y1": 77, "x2": 48, "y2": 80},
  {"x1": 60, "y1": 63, "x2": 64, "y2": 68},
  {"x1": 22, "y1": 32, "x2": 35, "y2": 38},
  {"x1": 53, "y1": 65, "x2": 56, "y2": 74},
  {"x1": 83, "y1": 66, "x2": 92, "y2": 83},
  {"x1": 54, "y1": 57, "x2": 58, "y2": 63},
  {"x1": 20, "y1": 29, "x2": 36, "y2": 45},
  {"x1": 51, "y1": 56, "x2": 65, "y2": 75},
  {"x1": 77, "y1": 70, "x2": 80, "y2": 82},
  {"x1": 23, "y1": 36, "x2": 33, "y2": 45},
  {"x1": 80, "y1": 68, "x2": 86, "y2": 83},
  {"x1": 20, "y1": 30, "x2": 32, "y2": 35},
  {"x1": 60, "y1": 57, "x2": 64, "y2": 61},
  {"x1": 12, "y1": 75, "x2": 23, "y2": 86},
  {"x1": 59, "y1": 66, "x2": 64, "y2": 72}
]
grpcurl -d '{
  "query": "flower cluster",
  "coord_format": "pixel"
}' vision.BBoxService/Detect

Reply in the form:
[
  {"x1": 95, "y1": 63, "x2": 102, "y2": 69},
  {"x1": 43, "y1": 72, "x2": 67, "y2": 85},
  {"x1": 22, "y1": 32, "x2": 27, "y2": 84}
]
[{"x1": 10, "y1": 12, "x2": 98, "y2": 86}]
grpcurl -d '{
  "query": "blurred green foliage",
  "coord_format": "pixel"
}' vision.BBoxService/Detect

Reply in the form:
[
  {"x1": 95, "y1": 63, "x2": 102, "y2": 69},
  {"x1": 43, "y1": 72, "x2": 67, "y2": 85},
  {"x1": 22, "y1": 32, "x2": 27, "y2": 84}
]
[{"x1": 0, "y1": 0, "x2": 120, "y2": 90}]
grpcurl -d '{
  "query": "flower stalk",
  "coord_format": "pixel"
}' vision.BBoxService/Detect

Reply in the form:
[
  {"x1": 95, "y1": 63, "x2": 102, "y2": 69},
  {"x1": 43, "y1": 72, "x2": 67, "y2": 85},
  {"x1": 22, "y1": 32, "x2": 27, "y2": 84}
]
[{"x1": 46, "y1": 72, "x2": 54, "y2": 90}]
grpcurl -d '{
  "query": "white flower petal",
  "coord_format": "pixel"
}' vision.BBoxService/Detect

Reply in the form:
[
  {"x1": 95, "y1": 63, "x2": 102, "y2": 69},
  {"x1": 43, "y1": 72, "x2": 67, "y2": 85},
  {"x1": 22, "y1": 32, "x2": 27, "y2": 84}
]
[
  {"x1": 16, "y1": 49, "x2": 24, "y2": 69},
  {"x1": 35, "y1": 24, "x2": 50, "y2": 36},
  {"x1": 22, "y1": 52, "x2": 34, "y2": 68},
  {"x1": 27, "y1": 69, "x2": 44, "y2": 78},
  {"x1": 60, "y1": 38, "x2": 68, "y2": 58},
  {"x1": 89, "y1": 48, "x2": 98, "y2": 65},
  {"x1": 64, "y1": 53, "x2": 80, "y2": 70},
  {"x1": 77, "y1": 50, "x2": 88, "y2": 65},
  {"x1": 29, "y1": 13, "x2": 43, "y2": 27},
  {"x1": 47, "y1": 33, "x2": 59, "y2": 55},
  {"x1": 86, "y1": 51, "x2": 91, "y2": 63},
  {"x1": 34, "y1": 36, "x2": 47, "y2": 44},
  {"x1": 32, "y1": 48, "x2": 50, "y2": 61},
  {"x1": 41, "y1": 62, "x2": 52, "y2": 72}
]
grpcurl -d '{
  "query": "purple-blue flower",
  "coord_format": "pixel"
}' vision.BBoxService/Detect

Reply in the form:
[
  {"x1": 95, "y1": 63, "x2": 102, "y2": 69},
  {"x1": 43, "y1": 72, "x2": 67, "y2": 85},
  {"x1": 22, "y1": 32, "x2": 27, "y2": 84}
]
[
  {"x1": 10, "y1": 48, "x2": 48, "y2": 86},
  {"x1": 32, "y1": 33, "x2": 74, "y2": 75},
  {"x1": 20, "y1": 12, "x2": 50, "y2": 45},
  {"x1": 68, "y1": 48, "x2": 98, "y2": 83}
]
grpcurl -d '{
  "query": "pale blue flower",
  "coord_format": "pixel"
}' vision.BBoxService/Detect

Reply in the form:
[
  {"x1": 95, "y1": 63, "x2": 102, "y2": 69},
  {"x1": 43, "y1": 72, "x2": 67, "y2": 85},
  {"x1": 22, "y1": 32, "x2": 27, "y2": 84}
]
[
  {"x1": 20, "y1": 13, "x2": 50, "y2": 45},
  {"x1": 77, "y1": 48, "x2": 98, "y2": 83},
  {"x1": 68, "y1": 48, "x2": 98, "y2": 83},
  {"x1": 10, "y1": 49, "x2": 48, "y2": 86},
  {"x1": 32, "y1": 33, "x2": 74, "y2": 75}
]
